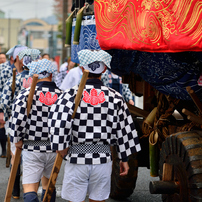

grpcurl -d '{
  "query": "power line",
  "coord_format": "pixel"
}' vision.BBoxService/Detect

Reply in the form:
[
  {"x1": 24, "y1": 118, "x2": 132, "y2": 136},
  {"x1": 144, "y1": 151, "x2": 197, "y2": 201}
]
[
  {"x1": 11, "y1": 5, "x2": 53, "y2": 13},
  {"x1": 0, "y1": 0, "x2": 25, "y2": 7}
]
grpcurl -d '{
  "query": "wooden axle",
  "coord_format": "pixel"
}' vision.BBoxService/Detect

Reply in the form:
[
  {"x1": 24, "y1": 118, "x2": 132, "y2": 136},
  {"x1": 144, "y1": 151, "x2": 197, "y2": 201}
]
[{"x1": 150, "y1": 181, "x2": 180, "y2": 194}]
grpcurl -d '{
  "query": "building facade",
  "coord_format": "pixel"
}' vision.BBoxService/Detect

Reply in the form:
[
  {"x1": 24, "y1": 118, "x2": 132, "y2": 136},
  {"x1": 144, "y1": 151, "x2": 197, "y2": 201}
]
[
  {"x1": 19, "y1": 18, "x2": 62, "y2": 57},
  {"x1": 0, "y1": 10, "x2": 22, "y2": 52},
  {"x1": 0, "y1": 8, "x2": 64, "y2": 60}
]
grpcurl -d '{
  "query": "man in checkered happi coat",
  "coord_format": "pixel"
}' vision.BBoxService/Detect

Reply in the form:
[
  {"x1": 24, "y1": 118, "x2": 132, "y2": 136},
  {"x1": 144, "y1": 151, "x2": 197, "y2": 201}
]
[
  {"x1": 0, "y1": 45, "x2": 28, "y2": 93},
  {"x1": 9, "y1": 59, "x2": 63, "y2": 202},
  {"x1": 0, "y1": 48, "x2": 41, "y2": 124},
  {"x1": 48, "y1": 49, "x2": 141, "y2": 202},
  {"x1": 0, "y1": 48, "x2": 41, "y2": 199},
  {"x1": 0, "y1": 46, "x2": 27, "y2": 160}
]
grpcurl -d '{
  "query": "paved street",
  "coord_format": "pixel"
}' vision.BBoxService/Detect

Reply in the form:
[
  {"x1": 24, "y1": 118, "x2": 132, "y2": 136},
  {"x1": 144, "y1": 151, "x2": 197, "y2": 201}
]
[{"x1": 0, "y1": 150, "x2": 162, "y2": 202}]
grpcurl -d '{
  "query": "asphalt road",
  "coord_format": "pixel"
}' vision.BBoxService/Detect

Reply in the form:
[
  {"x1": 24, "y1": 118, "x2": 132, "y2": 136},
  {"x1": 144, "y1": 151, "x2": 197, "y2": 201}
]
[{"x1": 0, "y1": 150, "x2": 162, "y2": 202}]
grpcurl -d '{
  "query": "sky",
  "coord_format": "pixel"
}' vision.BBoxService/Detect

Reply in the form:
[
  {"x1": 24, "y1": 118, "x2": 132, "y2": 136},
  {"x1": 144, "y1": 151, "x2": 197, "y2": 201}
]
[{"x1": 0, "y1": 0, "x2": 55, "y2": 20}]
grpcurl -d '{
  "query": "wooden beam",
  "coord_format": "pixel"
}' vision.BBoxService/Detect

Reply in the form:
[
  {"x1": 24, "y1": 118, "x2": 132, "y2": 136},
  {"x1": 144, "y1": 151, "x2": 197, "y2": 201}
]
[
  {"x1": 162, "y1": 163, "x2": 173, "y2": 181},
  {"x1": 186, "y1": 86, "x2": 202, "y2": 114},
  {"x1": 127, "y1": 103, "x2": 150, "y2": 118}
]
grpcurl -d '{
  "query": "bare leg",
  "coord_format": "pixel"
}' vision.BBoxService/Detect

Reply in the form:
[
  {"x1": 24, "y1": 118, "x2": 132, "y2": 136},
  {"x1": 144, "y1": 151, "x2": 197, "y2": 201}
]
[
  {"x1": 69, "y1": 201, "x2": 85, "y2": 202},
  {"x1": 41, "y1": 176, "x2": 56, "y2": 202},
  {"x1": 89, "y1": 199, "x2": 105, "y2": 202},
  {"x1": 41, "y1": 175, "x2": 49, "y2": 190},
  {"x1": 23, "y1": 182, "x2": 40, "y2": 193}
]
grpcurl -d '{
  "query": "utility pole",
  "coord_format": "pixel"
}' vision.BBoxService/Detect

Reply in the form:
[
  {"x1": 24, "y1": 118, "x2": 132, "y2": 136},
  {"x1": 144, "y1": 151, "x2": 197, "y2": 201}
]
[
  {"x1": 62, "y1": 0, "x2": 68, "y2": 63},
  {"x1": 8, "y1": 11, "x2": 11, "y2": 50}
]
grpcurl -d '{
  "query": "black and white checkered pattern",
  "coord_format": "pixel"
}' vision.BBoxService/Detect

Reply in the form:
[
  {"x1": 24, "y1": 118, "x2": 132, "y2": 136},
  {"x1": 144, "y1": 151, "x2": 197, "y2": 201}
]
[
  {"x1": 48, "y1": 79, "x2": 141, "y2": 164},
  {"x1": 101, "y1": 70, "x2": 133, "y2": 102},
  {"x1": 0, "y1": 70, "x2": 30, "y2": 121},
  {"x1": 0, "y1": 65, "x2": 13, "y2": 93},
  {"x1": 69, "y1": 144, "x2": 111, "y2": 154},
  {"x1": 10, "y1": 81, "x2": 63, "y2": 152}
]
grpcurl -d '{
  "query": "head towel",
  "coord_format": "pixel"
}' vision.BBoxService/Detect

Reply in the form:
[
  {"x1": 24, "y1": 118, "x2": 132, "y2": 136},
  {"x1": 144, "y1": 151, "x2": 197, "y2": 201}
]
[
  {"x1": 78, "y1": 49, "x2": 112, "y2": 74},
  {"x1": 28, "y1": 59, "x2": 57, "y2": 79}
]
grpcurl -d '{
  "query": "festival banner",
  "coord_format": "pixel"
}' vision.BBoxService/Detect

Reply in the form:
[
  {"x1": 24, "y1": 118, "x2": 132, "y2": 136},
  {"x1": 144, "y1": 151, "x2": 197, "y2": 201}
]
[
  {"x1": 71, "y1": 15, "x2": 101, "y2": 63},
  {"x1": 94, "y1": 0, "x2": 202, "y2": 52}
]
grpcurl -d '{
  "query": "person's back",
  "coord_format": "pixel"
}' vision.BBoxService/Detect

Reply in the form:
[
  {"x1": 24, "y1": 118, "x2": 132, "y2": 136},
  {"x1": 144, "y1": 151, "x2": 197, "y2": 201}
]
[
  {"x1": 48, "y1": 49, "x2": 141, "y2": 202},
  {"x1": 0, "y1": 48, "x2": 41, "y2": 122},
  {"x1": 59, "y1": 65, "x2": 82, "y2": 90},
  {"x1": 53, "y1": 78, "x2": 139, "y2": 163},
  {"x1": 10, "y1": 59, "x2": 63, "y2": 202}
]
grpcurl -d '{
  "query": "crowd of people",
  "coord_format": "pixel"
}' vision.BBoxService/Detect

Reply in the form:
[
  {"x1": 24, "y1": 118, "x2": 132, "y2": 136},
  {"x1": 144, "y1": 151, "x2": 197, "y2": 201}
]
[{"x1": 0, "y1": 46, "x2": 140, "y2": 202}]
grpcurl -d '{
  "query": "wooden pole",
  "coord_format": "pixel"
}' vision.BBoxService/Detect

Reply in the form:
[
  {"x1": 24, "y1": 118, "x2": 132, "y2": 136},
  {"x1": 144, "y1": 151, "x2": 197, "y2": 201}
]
[
  {"x1": 27, "y1": 75, "x2": 38, "y2": 115},
  {"x1": 126, "y1": 103, "x2": 150, "y2": 118},
  {"x1": 182, "y1": 108, "x2": 202, "y2": 125},
  {"x1": 186, "y1": 86, "x2": 202, "y2": 114},
  {"x1": 11, "y1": 68, "x2": 16, "y2": 99},
  {"x1": 4, "y1": 74, "x2": 38, "y2": 202},
  {"x1": 43, "y1": 69, "x2": 89, "y2": 202}
]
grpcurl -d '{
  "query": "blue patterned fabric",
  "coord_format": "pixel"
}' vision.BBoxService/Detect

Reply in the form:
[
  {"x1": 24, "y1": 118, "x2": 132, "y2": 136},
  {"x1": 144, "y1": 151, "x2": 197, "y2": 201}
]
[
  {"x1": 0, "y1": 62, "x2": 10, "y2": 73},
  {"x1": 6, "y1": 45, "x2": 25, "y2": 58},
  {"x1": 101, "y1": 70, "x2": 134, "y2": 102},
  {"x1": 71, "y1": 15, "x2": 101, "y2": 64},
  {"x1": 107, "y1": 50, "x2": 202, "y2": 101},
  {"x1": 28, "y1": 59, "x2": 57, "y2": 79},
  {"x1": 0, "y1": 64, "x2": 13, "y2": 93},
  {"x1": 18, "y1": 49, "x2": 41, "y2": 61}
]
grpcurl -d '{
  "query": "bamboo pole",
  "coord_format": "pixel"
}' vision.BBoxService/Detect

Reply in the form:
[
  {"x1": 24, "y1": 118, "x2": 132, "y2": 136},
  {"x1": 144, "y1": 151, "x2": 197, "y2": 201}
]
[
  {"x1": 73, "y1": 6, "x2": 85, "y2": 45},
  {"x1": 149, "y1": 130, "x2": 159, "y2": 177},
  {"x1": 65, "y1": 11, "x2": 75, "y2": 47}
]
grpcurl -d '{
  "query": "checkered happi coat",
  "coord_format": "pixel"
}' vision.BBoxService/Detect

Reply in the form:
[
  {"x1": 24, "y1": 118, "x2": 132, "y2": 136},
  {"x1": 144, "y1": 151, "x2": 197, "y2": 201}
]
[
  {"x1": 0, "y1": 70, "x2": 31, "y2": 122},
  {"x1": 10, "y1": 81, "x2": 63, "y2": 152},
  {"x1": 48, "y1": 79, "x2": 141, "y2": 164},
  {"x1": 0, "y1": 62, "x2": 10, "y2": 73},
  {"x1": 0, "y1": 65, "x2": 13, "y2": 93}
]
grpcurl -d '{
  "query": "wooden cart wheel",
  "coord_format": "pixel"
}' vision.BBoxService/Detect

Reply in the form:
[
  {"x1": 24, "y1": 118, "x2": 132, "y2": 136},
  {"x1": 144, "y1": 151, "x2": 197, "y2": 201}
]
[
  {"x1": 159, "y1": 131, "x2": 202, "y2": 202},
  {"x1": 110, "y1": 146, "x2": 138, "y2": 199}
]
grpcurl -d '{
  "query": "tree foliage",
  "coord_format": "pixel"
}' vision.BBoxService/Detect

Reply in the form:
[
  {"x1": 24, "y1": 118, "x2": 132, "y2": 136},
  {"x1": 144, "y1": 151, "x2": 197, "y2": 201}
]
[
  {"x1": 53, "y1": 0, "x2": 72, "y2": 21},
  {"x1": 53, "y1": 0, "x2": 63, "y2": 21}
]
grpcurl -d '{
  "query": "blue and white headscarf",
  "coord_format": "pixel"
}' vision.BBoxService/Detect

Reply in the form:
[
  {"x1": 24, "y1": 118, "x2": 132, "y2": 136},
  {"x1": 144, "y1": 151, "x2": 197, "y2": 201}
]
[
  {"x1": 13, "y1": 46, "x2": 28, "y2": 60},
  {"x1": 6, "y1": 45, "x2": 27, "y2": 59},
  {"x1": 18, "y1": 48, "x2": 41, "y2": 66},
  {"x1": 78, "y1": 50, "x2": 112, "y2": 74},
  {"x1": 28, "y1": 59, "x2": 57, "y2": 79}
]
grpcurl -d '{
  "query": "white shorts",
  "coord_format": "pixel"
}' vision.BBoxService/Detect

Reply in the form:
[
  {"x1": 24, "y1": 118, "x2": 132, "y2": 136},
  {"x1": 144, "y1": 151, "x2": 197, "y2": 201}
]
[
  {"x1": 22, "y1": 150, "x2": 56, "y2": 184},
  {"x1": 61, "y1": 161, "x2": 112, "y2": 202}
]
